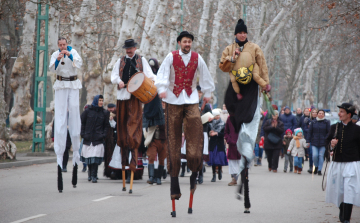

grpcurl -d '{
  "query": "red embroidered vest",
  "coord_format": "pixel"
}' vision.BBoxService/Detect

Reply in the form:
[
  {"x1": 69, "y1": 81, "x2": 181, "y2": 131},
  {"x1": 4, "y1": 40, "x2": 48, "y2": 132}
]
[{"x1": 172, "y1": 51, "x2": 198, "y2": 97}]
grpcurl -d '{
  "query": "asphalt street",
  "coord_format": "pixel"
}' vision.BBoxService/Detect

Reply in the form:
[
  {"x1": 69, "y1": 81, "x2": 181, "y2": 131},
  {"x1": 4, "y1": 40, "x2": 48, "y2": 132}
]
[{"x1": 0, "y1": 158, "x2": 359, "y2": 223}]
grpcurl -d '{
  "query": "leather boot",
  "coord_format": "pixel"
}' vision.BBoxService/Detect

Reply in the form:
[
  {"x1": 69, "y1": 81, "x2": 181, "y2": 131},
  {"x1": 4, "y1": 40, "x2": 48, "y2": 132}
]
[
  {"x1": 198, "y1": 168, "x2": 204, "y2": 184},
  {"x1": 339, "y1": 202, "x2": 344, "y2": 222},
  {"x1": 314, "y1": 167, "x2": 318, "y2": 174},
  {"x1": 297, "y1": 167, "x2": 302, "y2": 174},
  {"x1": 92, "y1": 164, "x2": 98, "y2": 183},
  {"x1": 307, "y1": 166, "x2": 313, "y2": 174},
  {"x1": 228, "y1": 177, "x2": 237, "y2": 186},
  {"x1": 147, "y1": 164, "x2": 155, "y2": 184},
  {"x1": 156, "y1": 165, "x2": 164, "y2": 185},
  {"x1": 180, "y1": 162, "x2": 186, "y2": 177},
  {"x1": 126, "y1": 170, "x2": 131, "y2": 183},
  {"x1": 294, "y1": 166, "x2": 298, "y2": 174},
  {"x1": 218, "y1": 166, "x2": 222, "y2": 180},
  {"x1": 211, "y1": 174, "x2": 216, "y2": 182},
  {"x1": 343, "y1": 203, "x2": 353, "y2": 223},
  {"x1": 87, "y1": 164, "x2": 92, "y2": 181}
]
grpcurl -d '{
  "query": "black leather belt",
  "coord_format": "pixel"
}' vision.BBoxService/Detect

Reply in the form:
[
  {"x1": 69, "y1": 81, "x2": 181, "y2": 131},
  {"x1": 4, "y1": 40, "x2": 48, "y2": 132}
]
[{"x1": 56, "y1": 75, "x2": 78, "y2": 81}]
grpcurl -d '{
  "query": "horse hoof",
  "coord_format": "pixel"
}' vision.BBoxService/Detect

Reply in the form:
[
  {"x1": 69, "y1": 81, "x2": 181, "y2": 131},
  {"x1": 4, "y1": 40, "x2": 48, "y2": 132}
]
[
  {"x1": 122, "y1": 187, "x2": 126, "y2": 191},
  {"x1": 188, "y1": 208, "x2": 192, "y2": 214},
  {"x1": 129, "y1": 189, "x2": 132, "y2": 194},
  {"x1": 171, "y1": 211, "x2": 176, "y2": 217}
]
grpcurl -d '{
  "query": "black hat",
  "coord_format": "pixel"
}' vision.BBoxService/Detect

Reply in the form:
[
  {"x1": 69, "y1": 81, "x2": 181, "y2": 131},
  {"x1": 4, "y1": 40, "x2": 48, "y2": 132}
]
[
  {"x1": 337, "y1": 102, "x2": 356, "y2": 115},
  {"x1": 177, "y1": 31, "x2": 194, "y2": 42},
  {"x1": 122, "y1": 39, "x2": 138, "y2": 49},
  {"x1": 107, "y1": 103, "x2": 116, "y2": 108},
  {"x1": 235, "y1": 19, "x2": 247, "y2": 35}
]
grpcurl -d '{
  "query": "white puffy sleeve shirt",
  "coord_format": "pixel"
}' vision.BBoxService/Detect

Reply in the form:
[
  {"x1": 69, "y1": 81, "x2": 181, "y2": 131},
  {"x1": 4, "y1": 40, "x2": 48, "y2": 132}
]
[
  {"x1": 49, "y1": 49, "x2": 83, "y2": 90},
  {"x1": 111, "y1": 55, "x2": 156, "y2": 100},
  {"x1": 155, "y1": 50, "x2": 215, "y2": 105}
]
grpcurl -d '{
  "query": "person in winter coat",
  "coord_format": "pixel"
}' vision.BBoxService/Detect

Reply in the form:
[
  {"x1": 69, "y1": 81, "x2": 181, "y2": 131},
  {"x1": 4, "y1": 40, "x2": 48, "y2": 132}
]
[
  {"x1": 295, "y1": 108, "x2": 303, "y2": 127},
  {"x1": 287, "y1": 128, "x2": 308, "y2": 174},
  {"x1": 263, "y1": 110, "x2": 284, "y2": 172},
  {"x1": 283, "y1": 129, "x2": 293, "y2": 172},
  {"x1": 80, "y1": 95, "x2": 110, "y2": 183},
  {"x1": 280, "y1": 106, "x2": 297, "y2": 134},
  {"x1": 306, "y1": 109, "x2": 330, "y2": 175},
  {"x1": 224, "y1": 116, "x2": 240, "y2": 186},
  {"x1": 208, "y1": 109, "x2": 228, "y2": 182},
  {"x1": 298, "y1": 108, "x2": 310, "y2": 160}
]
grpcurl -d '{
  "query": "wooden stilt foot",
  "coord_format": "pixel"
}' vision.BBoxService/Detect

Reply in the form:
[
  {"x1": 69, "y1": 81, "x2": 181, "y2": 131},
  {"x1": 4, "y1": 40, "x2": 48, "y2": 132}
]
[
  {"x1": 171, "y1": 199, "x2": 176, "y2": 217},
  {"x1": 188, "y1": 193, "x2": 193, "y2": 214},
  {"x1": 122, "y1": 168, "x2": 126, "y2": 191},
  {"x1": 129, "y1": 171, "x2": 134, "y2": 194}
]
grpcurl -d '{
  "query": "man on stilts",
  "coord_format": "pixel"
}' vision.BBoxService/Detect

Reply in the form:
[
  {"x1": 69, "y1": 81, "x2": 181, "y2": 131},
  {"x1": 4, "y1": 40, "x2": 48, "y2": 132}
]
[
  {"x1": 155, "y1": 31, "x2": 215, "y2": 217},
  {"x1": 111, "y1": 39, "x2": 155, "y2": 193},
  {"x1": 219, "y1": 19, "x2": 270, "y2": 213},
  {"x1": 49, "y1": 37, "x2": 83, "y2": 193},
  {"x1": 326, "y1": 103, "x2": 360, "y2": 223}
]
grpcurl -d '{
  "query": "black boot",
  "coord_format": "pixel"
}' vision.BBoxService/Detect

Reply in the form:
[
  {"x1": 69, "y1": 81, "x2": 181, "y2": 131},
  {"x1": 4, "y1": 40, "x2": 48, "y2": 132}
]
[
  {"x1": 92, "y1": 164, "x2": 98, "y2": 183},
  {"x1": 307, "y1": 166, "x2": 313, "y2": 174},
  {"x1": 198, "y1": 168, "x2": 203, "y2": 184},
  {"x1": 314, "y1": 167, "x2": 318, "y2": 174},
  {"x1": 211, "y1": 165, "x2": 216, "y2": 182},
  {"x1": 147, "y1": 164, "x2": 155, "y2": 184},
  {"x1": 88, "y1": 164, "x2": 92, "y2": 181},
  {"x1": 343, "y1": 203, "x2": 353, "y2": 223},
  {"x1": 95, "y1": 164, "x2": 99, "y2": 180},
  {"x1": 180, "y1": 162, "x2": 186, "y2": 177},
  {"x1": 339, "y1": 202, "x2": 344, "y2": 222},
  {"x1": 126, "y1": 170, "x2": 131, "y2": 183},
  {"x1": 82, "y1": 164, "x2": 87, "y2": 172},
  {"x1": 157, "y1": 165, "x2": 164, "y2": 185},
  {"x1": 218, "y1": 166, "x2": 222, "y2": 180}
]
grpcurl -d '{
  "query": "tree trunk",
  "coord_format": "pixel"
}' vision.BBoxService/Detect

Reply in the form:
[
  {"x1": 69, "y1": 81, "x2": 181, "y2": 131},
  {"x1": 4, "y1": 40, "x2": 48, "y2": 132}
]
[
  {"x1": 9, "y1": 1, "x2": 38, "y2": 141},
  {"x1": 83, "y1": 0, "x2": 103, "y2": 105},
  {"x1": 208, "y1": 0, "x2": 227, "y2": 85},
  {"x1": 168, "y1": 0, "x2": 182, "y2": 52},
  {"x1": 139, "y1": 0, "x2": 160, "y2": 52},
  {"x1": 0, "y1": 46, "x2": 9, "y2": 141},
  {"x1": 195, "y1": 0, "x2": 212, "y2": 55}
]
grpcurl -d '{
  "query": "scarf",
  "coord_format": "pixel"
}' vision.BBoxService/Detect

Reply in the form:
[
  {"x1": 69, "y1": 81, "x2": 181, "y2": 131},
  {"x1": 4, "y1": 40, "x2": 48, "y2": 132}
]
[
  {"x1": 293, "y1": 136, "x2": 301, "y2": 148},
  {"x1": 235, "y1": 38, "x2": 248, "y2": 47},
  {"x1": 91, "y1": 95, "x2": 103, "y2": 108},
  {"x1": 316, "y1": 117, "x2": 325, "y2": 121},
  {"x1": 209, "y1": 118, "x2": 225, "y2": 133}
]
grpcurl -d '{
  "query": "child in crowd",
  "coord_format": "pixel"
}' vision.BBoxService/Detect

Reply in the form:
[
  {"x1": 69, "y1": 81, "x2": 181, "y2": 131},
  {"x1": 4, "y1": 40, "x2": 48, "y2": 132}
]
[
  {"x1": 283, "y1": 129, "x2": 293, "y2": 173},
  {"x1": 287, "y1": 128, "x2": 308, "y2": 174}
]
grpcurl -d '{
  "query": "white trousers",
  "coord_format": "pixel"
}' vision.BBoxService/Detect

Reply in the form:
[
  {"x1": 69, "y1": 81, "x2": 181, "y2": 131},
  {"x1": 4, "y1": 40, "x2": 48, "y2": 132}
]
[
  {"x1": 326, "y1": 161, "x2": 360, "y2": 207},
  {"x1": 54, "y1": 88, "x2": 81, "y2": 168}
]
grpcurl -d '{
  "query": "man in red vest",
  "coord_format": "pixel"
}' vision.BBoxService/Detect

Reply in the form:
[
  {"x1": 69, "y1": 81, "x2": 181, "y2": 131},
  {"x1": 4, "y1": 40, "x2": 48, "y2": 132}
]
[{"x1": 155, "y1": 31, "x2": 215, "y2": 217}]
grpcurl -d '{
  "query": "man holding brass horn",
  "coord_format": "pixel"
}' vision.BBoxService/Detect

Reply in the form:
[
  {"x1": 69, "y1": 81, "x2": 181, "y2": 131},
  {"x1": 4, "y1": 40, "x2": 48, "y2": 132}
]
[
  {"x1": 110, "y1": 39, "x2": 155, "y2": 193},
  {"x1": 219, "y1": 19, "x2": 270, "y2": 214},
  {"x1": 49, "y1": 37, "x2": 83, "y2": 193}
]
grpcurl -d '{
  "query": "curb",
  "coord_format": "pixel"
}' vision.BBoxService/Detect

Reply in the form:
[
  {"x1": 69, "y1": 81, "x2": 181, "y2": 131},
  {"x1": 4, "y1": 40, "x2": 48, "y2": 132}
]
[{"x1": 0, "y1": 157, "x2": 57, "y2": 169}]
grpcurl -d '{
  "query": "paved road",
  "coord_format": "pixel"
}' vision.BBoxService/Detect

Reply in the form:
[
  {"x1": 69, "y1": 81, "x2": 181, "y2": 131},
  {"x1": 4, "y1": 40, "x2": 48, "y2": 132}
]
[{"x1": 0, "y1": 159, "x2": 359, "y2": 223}]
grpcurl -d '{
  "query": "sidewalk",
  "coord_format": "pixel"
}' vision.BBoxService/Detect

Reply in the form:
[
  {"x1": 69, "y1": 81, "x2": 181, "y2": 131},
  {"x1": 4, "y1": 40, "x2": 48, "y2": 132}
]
[{"x1": 0, "y1": 152, "x2": 59, "y2": 169}]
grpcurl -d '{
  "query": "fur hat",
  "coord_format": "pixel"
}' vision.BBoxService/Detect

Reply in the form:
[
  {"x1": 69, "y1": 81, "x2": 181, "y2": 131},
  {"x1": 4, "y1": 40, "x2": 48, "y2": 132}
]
[
  {"x1": 294, "y1": 128, "x2": 303, "y2": 136},
  {"x1": 235, "y1": 19, "x2": 247, "y2": 35}
]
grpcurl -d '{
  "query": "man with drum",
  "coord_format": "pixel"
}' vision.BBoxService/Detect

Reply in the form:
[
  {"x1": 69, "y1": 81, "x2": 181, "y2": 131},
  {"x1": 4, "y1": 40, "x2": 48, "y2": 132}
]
[
  {"x1": 155, "y1": 31, "x2": 215, "y2": 217},
  {"x1": 111, "y1": 39, "x2": 156, "y2": 193}
]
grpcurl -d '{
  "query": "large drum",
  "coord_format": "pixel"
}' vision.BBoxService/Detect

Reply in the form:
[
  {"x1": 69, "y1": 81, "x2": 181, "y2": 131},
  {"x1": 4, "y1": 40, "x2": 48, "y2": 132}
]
[{"x1": 127, "y1": 72, "x2": 157, "y2": 104}]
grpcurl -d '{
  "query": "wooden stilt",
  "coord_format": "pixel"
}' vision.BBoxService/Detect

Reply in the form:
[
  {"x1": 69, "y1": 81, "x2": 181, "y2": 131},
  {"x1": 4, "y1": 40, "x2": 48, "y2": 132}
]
[
  {"x1": 171, "y1": 199, "x2": 176, "y2": 217},
  {"x1": 188, "y1": 193, "x2": 193, "y2": 214},
  {"x1": 122, "y1": 167, "x2": 126, "y2": 191},
  {"x1": 129, "y1": 171, "x2": 134, "y2": 194}
]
